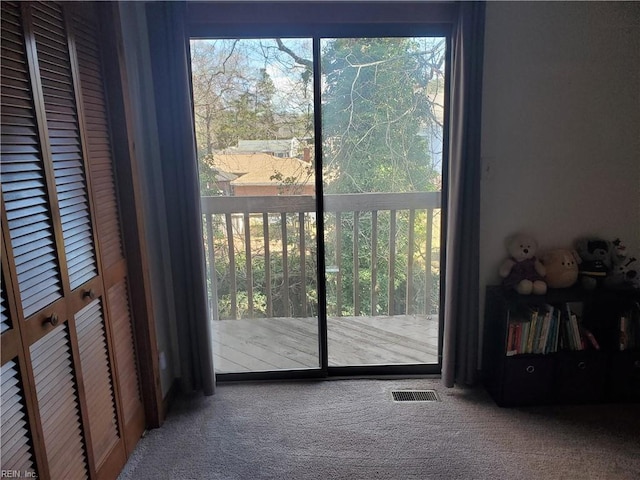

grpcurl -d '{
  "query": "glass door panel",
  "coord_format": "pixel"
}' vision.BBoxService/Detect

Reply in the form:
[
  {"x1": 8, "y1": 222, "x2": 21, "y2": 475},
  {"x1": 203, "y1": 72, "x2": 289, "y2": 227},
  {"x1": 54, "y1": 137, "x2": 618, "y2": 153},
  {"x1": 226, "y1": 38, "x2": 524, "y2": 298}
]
[
  {"x1": 191, "y1": 38, "x2": 320, "y2": 373},
  {"x1": 321, "y1": 37, "x2": 446, "y2": 367}
]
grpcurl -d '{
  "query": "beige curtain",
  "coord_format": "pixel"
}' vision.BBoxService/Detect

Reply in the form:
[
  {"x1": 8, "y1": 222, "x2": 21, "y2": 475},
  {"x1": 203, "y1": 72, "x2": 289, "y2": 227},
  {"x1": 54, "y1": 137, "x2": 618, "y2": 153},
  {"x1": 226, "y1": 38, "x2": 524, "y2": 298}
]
[
  {"x1": 145, "y1": 2, "x2": 215, "y2": 395},
  {"x1": 442, "y1": 1, "x2": 486, "y2": 388}
]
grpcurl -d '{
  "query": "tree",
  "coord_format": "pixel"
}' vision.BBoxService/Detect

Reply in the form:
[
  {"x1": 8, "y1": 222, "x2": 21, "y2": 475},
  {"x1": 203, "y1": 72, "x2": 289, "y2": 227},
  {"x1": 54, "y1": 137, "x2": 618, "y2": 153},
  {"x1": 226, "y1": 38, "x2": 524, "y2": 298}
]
[
  {"x1": 321, "y1": 37, "x2": 441, "y2": 194},
  {"x1": 317, "y1": 38, "x2": 445, "y2": 315}
]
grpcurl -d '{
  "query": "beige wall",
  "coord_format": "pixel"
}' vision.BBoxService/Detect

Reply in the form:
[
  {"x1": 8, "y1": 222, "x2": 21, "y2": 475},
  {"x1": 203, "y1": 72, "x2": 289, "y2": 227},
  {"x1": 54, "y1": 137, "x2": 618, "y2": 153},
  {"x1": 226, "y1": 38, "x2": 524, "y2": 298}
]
[{"x1": 480, "y1": 1, "x2": 640, "y2": 353}]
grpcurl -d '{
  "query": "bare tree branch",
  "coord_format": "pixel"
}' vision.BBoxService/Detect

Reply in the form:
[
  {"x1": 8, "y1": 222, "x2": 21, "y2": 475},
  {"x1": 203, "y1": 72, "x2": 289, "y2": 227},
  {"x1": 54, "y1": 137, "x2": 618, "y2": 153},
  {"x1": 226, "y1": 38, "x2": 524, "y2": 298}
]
[{"x1": 274, "y1": 38, "x2": 313, "y2": 69}]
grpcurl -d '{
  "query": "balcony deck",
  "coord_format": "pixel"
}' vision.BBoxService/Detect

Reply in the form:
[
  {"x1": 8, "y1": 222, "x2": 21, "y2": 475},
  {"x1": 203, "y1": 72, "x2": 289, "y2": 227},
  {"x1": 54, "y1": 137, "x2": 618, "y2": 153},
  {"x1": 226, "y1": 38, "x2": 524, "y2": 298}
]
[{"x1": 211, "y1": 314, "x2": 439, "y2": 373}]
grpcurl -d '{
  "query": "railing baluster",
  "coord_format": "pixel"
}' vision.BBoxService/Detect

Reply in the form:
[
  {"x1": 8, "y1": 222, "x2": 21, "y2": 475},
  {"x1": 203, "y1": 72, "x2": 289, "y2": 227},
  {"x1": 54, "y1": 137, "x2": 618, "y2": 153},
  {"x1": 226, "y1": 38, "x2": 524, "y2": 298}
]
[
  {"x1": 225, "y1": 213, "x2": 238, "y2": 319},
  {"x1": 353, "y1": 211, "x2": 360, "y2": 316},
  {"x1": 205, "y1": 213, "x2": 218, "y2": 321},
  {"x1": 335, "y1": 212, "x2": 342, "y2": 317},
  {"x1": 244, "y1": 212, "x2": 253, "y2": 317},
  {"x1": 406, "y1": 209, "x2": 416, "y2": 315},
  {"x1": 281, "y1": 212, "x2": 290, "y2": 317},
  {"x1": 263, "y1": 212, "x2": 272, "y2": 318},
  {"x1": 371, "y1": 210, "x2": 378, "y2": 316},
  {"x1": 299, "y1": 212, "x2": 306, "y2": 317},
  {"x1": 425, "y1": 208, "x2": 434, "y2": 315},
  {"x1": 388, "y1": 210, "x2": 396, "y2": 316}
]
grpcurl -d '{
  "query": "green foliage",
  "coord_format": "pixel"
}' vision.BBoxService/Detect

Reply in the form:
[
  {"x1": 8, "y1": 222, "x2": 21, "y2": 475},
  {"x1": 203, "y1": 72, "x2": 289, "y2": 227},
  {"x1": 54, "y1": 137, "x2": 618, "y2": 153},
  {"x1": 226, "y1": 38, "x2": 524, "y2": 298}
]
[
  {"x1": 321, "y1": 38, "x2": 439, "y2": 194},
  {"x1": 218, "y1": 291, "x2": 267, "y2": 319}
]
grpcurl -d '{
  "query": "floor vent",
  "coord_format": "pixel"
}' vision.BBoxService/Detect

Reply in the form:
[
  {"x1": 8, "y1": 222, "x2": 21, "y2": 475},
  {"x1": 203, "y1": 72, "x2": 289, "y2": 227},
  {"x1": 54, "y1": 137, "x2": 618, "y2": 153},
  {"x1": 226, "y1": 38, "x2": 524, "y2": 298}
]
[{"x1": 392, "y1": 390, "x2": 439, "y2": 402}]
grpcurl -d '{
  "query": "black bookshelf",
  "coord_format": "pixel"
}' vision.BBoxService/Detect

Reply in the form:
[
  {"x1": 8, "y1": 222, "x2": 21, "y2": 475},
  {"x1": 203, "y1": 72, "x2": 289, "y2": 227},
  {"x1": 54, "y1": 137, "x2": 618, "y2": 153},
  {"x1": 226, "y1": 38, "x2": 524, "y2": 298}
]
[{"x1": 482, "y1": 285, "x2": 640, "y2": 407}]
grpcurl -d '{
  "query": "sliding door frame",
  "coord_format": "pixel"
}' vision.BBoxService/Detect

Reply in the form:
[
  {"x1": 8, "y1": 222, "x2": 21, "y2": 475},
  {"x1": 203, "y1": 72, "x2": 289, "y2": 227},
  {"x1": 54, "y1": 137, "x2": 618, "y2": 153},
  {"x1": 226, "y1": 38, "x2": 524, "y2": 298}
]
[{"x1": 188, "y1": 1, "x2": 455, "y2": 381}]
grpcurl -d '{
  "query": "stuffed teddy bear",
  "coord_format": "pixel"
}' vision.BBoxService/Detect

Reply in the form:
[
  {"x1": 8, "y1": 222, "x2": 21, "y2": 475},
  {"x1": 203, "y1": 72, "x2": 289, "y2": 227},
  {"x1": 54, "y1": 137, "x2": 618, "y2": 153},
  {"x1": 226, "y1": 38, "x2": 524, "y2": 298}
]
[
  {"x1": 574, "y1": 237, "x2": 612, "y2": 290},
  {"x1": 605, "y1": 256, "x2": 639, "y2": 289},
  {"x1": 499, "y1": 233, "x2": 547, "y2": 295},
  {"x1": 604, "y1": 238, "x2": 639, "y2": 289},
  {"x1": 540, "y1": 248, "x2": 581, "y2": 288}
]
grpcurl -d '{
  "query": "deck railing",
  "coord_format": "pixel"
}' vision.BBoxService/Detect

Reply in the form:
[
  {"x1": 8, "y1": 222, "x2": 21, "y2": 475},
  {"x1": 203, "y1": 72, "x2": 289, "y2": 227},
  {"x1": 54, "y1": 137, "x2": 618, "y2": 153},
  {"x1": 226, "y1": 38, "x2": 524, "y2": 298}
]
[{"x1": 202, "y1": 192, "x2": 441, "y2": 320}]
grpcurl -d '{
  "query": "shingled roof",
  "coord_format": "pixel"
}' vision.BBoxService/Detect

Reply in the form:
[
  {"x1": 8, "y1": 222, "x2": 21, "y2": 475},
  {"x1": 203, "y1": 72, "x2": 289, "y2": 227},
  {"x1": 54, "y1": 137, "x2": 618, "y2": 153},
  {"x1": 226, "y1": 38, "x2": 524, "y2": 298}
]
[{"x1": 209, "y1": 153, "x2": 313, "y2": 187}]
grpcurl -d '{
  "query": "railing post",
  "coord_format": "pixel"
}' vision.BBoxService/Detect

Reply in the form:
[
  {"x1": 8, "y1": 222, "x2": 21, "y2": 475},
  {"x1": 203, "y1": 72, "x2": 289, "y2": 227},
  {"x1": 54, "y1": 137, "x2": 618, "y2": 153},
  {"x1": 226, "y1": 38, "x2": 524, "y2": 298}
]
[
  {"x1": 353, "y1": 211, "x2": 360, "y2": 316},
  {"x1": 299, "y1": 211, "x2": 306, "y2": 317},
  {"x1": 263, "y1": 212, "x2": 272, "y2": 318},
  {"x1": 205, "y1": 213, "x2": 218, "y2": 322},
  {"x1": 425, "y1": 208, "x2": 434, "y2": 315},
  {"x1": 335, "y1": 211, "x2": 342, "y2": 317},
  {"x1": 281, "y1": 212, "x2": 290, "y2": 317},
  {"x1": 406, "y1": 209, "x2": 415, "y2": 315},
  {"x1": 370, "y1": 210, "x2": 378, "y2": 316},
  {"x1": 244, "y1": 212, "x2": 253, "y2": 317},
  {"x1": 388, "y1": 209, "x2": 396, "y2": 316},
  {"x1": 225, "y1": 213, "x2": 237, "y2": 319}
]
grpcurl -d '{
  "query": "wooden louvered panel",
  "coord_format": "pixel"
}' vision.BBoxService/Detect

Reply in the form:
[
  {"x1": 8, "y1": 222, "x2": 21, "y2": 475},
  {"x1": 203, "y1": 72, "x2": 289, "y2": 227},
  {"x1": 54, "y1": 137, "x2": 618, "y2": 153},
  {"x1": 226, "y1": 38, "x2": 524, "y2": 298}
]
[
  {"x1": 1, "y1": 360, "x2": 36, "y2": 474},
  {"x1": 108, "y1": 280, "x2": 143, "y2": 424},
  {"x1": 73, "y1": 13, "x2": 125, "y2": 270},
  {"x1": 1, "y1": 1, "x2": 63, "y2": 318},
  {"x1": 1, "y1": 273, "x2": 11, "y2": 334},
  {"x1": 31, "y1": 1, "x2": 98, "y2": 291},
  {"x1": 75, "y1": 298, "x2": 120, "y2": 467},
  {"x1": 30, "y1": 324, "x2": 88, "y2": 480}
]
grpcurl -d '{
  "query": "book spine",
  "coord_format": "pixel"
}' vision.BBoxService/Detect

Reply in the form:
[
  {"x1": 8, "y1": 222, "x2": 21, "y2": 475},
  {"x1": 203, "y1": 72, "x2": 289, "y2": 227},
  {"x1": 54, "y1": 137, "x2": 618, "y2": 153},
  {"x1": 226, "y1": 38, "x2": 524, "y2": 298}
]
[
  {"x1": 520, "y1": 322, "x2": 529, "y2": 354},
  {"x1": 506, "y1": 322, "x2": 516, "y2": 356},
  {"x1": 546, "y1": 310, "x2": 559, "y2": 354},
  {"x1": 620, "y1": 316, "x2": 628, "y2": 351},
  {"x1": 527, "y1": 311, "x2": 538, "y2": 354},
  {"x1": 570, "y1": 313, "x2": 582, "y2": 351},
  {"x1": 538, "y1": 308, "x2": 552, "y2": 354},
  {"x1": 583, "y1": 329, "x2": 600, "y2": 350}
]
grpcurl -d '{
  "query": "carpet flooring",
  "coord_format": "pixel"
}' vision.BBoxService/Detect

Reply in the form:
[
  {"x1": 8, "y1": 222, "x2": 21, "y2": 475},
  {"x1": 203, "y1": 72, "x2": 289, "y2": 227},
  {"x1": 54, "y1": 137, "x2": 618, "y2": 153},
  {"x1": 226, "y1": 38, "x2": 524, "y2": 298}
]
[{"x1": 117, "y1": 378, "x2": 640, "y2": 480}]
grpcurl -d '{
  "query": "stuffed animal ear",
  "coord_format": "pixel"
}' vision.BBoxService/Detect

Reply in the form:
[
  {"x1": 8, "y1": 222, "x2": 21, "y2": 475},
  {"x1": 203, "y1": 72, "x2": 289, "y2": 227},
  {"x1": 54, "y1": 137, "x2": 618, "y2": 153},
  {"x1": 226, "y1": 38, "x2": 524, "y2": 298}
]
[{"x1": 571, "y1": 249, "x2": 582, "y2": 264}]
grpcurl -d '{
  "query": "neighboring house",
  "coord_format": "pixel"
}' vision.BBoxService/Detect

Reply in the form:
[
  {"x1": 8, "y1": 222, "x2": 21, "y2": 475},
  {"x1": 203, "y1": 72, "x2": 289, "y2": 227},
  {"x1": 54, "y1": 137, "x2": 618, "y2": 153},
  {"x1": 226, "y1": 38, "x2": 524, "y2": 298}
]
[
  {"x1": 232, "y1": 138, "x2": 301, "y2": 158},
  {"x1": 210, "y1": 152, "x2": 315, "y2": 196},
  {"x1": 212, "y1": 171, "x2": 238, "y2": 196}
]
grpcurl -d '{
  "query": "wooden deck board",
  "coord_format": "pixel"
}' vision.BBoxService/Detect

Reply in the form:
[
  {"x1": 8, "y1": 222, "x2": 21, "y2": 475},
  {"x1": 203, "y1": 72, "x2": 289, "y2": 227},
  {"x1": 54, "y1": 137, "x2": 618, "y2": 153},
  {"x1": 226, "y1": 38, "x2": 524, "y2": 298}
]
[{"x1": 212, "y1": 314, "x2": 439, "y2": 373}]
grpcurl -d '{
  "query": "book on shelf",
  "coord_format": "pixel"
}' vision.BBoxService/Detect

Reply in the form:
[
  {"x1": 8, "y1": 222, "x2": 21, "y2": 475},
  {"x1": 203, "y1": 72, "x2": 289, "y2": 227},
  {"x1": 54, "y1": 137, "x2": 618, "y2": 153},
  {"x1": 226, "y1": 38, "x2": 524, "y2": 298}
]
[
  {"x1": 504, "y1": 301, "x2": 610, "y2": 356},
  {"x1": 505, "y1": 304, "x2": 561, "y2": 356},
  {"x1": 583, "y1": 328, "x2": 600, "y2": 350},
  {"x1": 619, "y1": 302, "x2": 640, "y2": 351},
  {"x1": 545, "y1": 308, "x2": 561, "y2": 354},
  {"x1": 527, "y1": 308, "x2": 539, "y2": 354},
  {"x1": 561, "y1": 303, "x2": 586, "y2": 351}
]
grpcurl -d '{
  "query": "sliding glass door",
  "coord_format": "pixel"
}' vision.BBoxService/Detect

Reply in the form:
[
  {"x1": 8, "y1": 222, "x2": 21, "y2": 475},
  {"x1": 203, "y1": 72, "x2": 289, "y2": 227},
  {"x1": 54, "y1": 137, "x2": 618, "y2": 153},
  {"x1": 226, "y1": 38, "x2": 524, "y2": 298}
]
[
  {"x1": 321, "y1": 37, "x2": 445, "y2": 367},
  {"x1": 193, "y1": 39, "x2": 320, "y2": 373},
  {"x1": 190, "y1": 32, "x2": 447, "y2": 376}
]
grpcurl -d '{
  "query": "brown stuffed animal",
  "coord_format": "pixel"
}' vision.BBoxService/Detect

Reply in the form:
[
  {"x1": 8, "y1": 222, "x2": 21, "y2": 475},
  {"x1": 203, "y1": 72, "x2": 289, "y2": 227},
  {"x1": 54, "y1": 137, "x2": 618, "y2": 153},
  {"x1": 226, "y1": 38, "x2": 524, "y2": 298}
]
[{"x1": 541, "y1": 249, "x2": 581, "y2": 288}]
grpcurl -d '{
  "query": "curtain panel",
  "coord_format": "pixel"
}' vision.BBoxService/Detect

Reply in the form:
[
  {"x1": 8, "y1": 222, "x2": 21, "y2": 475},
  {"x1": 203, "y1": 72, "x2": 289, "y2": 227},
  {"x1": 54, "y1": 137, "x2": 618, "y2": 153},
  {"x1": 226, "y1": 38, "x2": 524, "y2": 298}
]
[
  {"x1": 442, "y1": 1, "x2": 486, "y2": 387},
  {"x1": 146, "y1": 3, "x2": 216, "y2": 395}
]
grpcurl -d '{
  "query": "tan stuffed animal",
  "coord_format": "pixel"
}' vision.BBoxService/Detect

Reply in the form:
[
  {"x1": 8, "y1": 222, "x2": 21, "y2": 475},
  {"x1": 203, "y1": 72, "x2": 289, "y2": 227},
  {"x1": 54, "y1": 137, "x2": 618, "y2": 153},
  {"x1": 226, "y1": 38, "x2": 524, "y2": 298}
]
[{"x1": 541, "y1": 249, "x2": 581, "y2": 288}]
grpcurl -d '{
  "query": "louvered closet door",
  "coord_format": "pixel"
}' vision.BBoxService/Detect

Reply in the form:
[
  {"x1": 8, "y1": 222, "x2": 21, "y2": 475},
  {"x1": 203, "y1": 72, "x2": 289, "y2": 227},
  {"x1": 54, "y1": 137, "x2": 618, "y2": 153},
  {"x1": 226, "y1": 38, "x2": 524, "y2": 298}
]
[
  {"x1": 1, "y1": 3, "x2": 80, "y2": 478},
  {"x1": 70, "y1": 5, "x2": 146, "y2": 456},
  {"x1": 1, "y1": 2, "x2": 145, "y2": 479},
  {"x1": 0, "y1": 245, "x2": 39, "y2": 478},
  {"x1": 1, "y1": 361, "x2": 37, "y2": 476}
]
